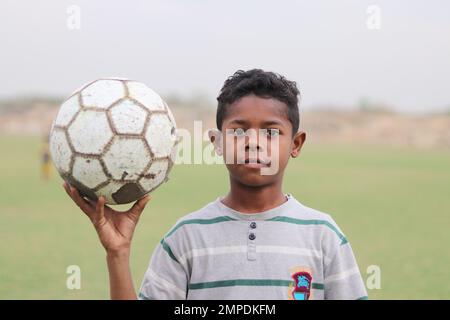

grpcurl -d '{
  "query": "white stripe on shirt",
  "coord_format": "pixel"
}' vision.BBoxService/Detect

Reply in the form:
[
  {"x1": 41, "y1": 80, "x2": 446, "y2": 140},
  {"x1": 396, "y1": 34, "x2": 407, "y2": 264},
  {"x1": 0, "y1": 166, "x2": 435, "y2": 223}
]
[
  {"x1": 324, "y1": 267, "x2": 361, "y2": 284},
  {"x1": 178, "y1": 245, "x2": 323, "y2": 267},
  {"x1": 147, "y1": 268, "x2": 186, "y2": 299}
]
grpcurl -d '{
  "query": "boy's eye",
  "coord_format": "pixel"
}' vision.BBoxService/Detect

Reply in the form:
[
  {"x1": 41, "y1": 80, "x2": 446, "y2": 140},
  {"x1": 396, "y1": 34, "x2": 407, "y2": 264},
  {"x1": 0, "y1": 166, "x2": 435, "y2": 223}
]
[
  {"x1": 262, "y1": 128, "x2": 280, "y2": 137},
  {"x1": 232, "y1": 128, "x2": 246, "y2": 137}
]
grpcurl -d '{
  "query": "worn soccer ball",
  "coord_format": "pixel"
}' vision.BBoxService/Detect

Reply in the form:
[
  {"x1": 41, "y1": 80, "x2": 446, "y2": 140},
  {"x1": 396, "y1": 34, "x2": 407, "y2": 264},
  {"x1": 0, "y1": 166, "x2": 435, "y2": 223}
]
[{"x1": 49, "y1": 78, "x2": 178, "y2": 205}]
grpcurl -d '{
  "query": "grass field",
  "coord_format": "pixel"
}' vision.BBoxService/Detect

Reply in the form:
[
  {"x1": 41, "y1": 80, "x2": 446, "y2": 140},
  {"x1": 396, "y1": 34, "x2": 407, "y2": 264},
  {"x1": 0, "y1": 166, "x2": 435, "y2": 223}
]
[{"x1": 0, "y1": 134, "x2": 449, "y2": 299}]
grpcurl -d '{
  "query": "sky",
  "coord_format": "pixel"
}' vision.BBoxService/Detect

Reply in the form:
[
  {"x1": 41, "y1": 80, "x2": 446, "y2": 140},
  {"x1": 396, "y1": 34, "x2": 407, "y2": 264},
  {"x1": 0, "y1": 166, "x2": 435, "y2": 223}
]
[{"x1": 1, "y1": 0, "x2": 449, "y2": 113}]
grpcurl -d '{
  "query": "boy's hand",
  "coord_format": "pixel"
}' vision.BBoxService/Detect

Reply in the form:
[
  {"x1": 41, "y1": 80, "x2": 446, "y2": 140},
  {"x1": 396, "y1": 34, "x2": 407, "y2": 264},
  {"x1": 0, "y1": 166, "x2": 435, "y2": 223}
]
[{"x1": 63, "y1": 182, "x2": 150, "y2": 254}]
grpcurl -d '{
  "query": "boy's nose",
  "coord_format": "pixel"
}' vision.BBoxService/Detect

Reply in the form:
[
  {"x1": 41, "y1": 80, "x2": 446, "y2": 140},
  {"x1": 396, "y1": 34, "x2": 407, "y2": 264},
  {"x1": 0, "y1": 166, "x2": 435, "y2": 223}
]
[
  {"x1": 245, "y1": 130, "x2": 260, "y2": 150},
  {"x1": 245, "y1": 143, "x2": 261, "y2": 151}
]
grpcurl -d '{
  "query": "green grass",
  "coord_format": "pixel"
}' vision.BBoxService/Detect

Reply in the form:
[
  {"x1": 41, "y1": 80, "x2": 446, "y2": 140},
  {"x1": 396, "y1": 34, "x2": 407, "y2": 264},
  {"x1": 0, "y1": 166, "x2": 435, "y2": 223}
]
[{"x1": 0, "y1": 135, "x2": 449, "y2": 299}]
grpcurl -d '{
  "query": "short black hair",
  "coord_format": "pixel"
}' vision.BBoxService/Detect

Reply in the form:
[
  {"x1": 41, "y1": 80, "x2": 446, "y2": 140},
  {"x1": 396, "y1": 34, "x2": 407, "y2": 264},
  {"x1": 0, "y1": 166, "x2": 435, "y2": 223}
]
[{"x1": 216, "y1": 69, "x2": 300, "y2": 135}]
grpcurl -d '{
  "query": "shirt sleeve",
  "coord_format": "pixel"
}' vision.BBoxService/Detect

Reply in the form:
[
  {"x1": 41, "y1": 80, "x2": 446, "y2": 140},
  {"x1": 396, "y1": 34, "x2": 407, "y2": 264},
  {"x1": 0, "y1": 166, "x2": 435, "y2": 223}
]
[
  {"x1": 322, "y1": 218, "x2": 368, "y2": 300},
  {"x1": 138, "y1": 234, "x2": 188, "y2": 300}
]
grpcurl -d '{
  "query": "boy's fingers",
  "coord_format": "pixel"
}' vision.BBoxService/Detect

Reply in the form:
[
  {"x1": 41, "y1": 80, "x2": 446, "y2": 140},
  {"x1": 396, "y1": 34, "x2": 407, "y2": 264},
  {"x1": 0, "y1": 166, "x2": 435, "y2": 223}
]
[
  {"x1": 128, "y1": 195, "x2": 150, "y2": 218},
  {"x1": 63, "y1": 182, "x2": 72, "y2": 197},
  {"x1": 71, "y1": 187, "x2": 94, "y2": 210},
  {"x1": 67, "y1": 185, "x2": 95, "y2": 218},
  {"x1": 93, "y1": 196, "x2": 106, "y2": 227},
  {"x1": 63, "y1": 181, "x2": 76, "y2": 199}
]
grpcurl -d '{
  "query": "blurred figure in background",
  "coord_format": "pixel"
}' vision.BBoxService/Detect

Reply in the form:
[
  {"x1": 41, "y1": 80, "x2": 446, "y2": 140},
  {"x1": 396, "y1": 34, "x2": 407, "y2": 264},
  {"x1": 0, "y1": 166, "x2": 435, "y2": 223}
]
[{"x1": 40, "y1": 134, "x2": 52, "y2": 180}]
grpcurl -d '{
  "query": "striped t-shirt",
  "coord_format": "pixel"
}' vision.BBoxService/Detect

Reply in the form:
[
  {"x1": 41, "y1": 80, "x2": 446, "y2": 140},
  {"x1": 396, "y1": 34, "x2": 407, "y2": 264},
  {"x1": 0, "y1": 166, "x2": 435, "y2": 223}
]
[{"x1": 139, "y1": 194, "x2": 368, "y2": 300}]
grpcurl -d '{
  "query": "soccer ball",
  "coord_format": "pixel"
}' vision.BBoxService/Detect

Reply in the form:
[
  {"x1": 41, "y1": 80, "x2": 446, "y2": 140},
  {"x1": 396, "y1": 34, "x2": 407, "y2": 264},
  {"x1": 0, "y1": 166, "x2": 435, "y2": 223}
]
[{"x1": 49, "y1": 78, "x2": 179, "y2": 205}]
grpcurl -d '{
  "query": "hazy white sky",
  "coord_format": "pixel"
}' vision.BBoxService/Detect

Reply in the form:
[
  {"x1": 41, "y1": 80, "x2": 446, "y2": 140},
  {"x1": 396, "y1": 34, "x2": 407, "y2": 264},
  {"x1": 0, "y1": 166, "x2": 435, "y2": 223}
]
[{"x1": 1, "y1": 0, "x2": 449, "y2": 112}]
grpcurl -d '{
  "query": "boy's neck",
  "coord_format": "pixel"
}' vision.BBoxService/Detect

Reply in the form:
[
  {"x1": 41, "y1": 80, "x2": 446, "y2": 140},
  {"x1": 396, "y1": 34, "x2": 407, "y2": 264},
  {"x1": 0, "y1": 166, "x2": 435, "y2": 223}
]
[{"x1": 222, "y1": 178, "x2": 287, "y2": 214}]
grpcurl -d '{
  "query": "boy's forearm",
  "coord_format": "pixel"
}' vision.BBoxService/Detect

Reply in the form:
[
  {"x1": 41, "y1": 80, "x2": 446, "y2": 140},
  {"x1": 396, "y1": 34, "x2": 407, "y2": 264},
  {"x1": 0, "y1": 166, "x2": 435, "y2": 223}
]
[{"x1": 106, "y1": 249, "x2": 137, "y2": 300}]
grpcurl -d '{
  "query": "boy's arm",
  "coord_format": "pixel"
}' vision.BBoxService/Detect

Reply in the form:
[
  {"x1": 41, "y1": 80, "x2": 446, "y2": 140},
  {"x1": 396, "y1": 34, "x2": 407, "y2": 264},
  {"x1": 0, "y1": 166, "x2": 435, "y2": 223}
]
[
  {"x1": 322, "y1": 217, "x2": 368, "y2": 300},
  {"x1": 138, "y1": 236, "x2": 189, "y2": 300},
  {"x1": 107, "y1": 249, "x2": 136, "y2": 300},
  {"x1": 323, "y1": 241, "x2": 368, "y2": 300},
  {"x1": 63, "y1": 182, "x2": 150, "y2": 300}
]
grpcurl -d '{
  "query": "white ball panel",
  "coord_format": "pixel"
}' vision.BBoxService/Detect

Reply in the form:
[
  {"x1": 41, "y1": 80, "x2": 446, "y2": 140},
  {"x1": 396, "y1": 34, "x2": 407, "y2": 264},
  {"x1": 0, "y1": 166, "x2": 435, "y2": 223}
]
[
  {"x1": 68, "y1": 110, "x2": 113, "y2": 154},
  {"x1": 72, "y1": 157, "x2": 108, "y2": 189},
  {"x1": 145, "y1": 114, "x2": 176, "y2": 158},
  {"x1": 102, "y1": 137, "x2": 150, "y2": 180},
  {"x1": 68, "y1": 80, "x2": 96, "y2": 98},
  {"x1": 82, "y1": 79, "x2": 125, "y2": 109},
  {"x1": 49, "y1": 130, "x2": 72, "y2": 173},
  {"x1": 127, "y1": 81, "x2": 165, "y2": 111},
  {"x1": 54, "y1": 95, "x2": 80, "y2": 127},
  {"x1": 139, "y1": 159, "x2": 169, "y2": 191},
  {"x1": 110, "y1": 99, "x2": 147, "y2": 134}
]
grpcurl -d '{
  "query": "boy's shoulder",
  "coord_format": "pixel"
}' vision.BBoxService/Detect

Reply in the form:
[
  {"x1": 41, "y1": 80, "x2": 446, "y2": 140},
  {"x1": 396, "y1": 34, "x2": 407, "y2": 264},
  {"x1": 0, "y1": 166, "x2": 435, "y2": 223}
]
[
  {"x1": 286, "y1": 197, "x2": 348, "y2": 244},
  {"x1": 176, "y1": 198, "x2": 223, "y2": 221},
  {"x1": 161, "y1": 199, "x2": 228, "y2": 241},
  {"x1": 285, "y1": 196, "x2": 338, "y2": 224}
]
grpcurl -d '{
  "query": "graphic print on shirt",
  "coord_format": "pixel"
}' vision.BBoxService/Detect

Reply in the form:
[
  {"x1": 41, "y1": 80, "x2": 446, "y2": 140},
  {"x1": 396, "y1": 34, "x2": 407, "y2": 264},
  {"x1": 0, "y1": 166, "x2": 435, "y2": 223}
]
[{"x1": 288, "y1": 266, "x2": 313, "y2": 300}]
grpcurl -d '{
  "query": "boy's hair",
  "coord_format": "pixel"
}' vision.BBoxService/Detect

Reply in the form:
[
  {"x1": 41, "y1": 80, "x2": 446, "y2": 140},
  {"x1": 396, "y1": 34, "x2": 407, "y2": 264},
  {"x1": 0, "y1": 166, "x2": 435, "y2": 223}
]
[{"x1": 216, "y1": 69, "x2": 300, "y2": 135}]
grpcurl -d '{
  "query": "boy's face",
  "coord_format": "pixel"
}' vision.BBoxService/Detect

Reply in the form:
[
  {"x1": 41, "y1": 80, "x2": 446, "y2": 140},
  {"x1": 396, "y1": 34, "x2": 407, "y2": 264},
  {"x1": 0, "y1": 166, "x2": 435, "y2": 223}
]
[{"x1": 212, "y1": 94, "x2": 305, "y2": 188}]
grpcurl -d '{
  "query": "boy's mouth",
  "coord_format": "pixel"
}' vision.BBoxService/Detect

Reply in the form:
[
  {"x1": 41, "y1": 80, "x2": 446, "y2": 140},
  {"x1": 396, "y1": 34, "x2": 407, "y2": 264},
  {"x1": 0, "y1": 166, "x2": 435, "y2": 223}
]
[{"x1": 241, "y1": 157, "x2": 271, "y2": 168}]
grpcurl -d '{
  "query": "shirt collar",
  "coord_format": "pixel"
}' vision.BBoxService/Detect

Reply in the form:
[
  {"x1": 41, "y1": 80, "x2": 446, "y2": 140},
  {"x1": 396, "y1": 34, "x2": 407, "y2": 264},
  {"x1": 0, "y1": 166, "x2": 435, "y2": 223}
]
[{"x1": 216, "y1": 193, "x2": 293, "y2": 221}]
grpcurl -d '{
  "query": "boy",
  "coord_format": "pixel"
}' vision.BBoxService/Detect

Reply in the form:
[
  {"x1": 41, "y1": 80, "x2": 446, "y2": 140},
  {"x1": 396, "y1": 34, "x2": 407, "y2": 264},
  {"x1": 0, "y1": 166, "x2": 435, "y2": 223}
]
[{"x1": 63, "y1": 69, "x2": 368, "y2": 300}]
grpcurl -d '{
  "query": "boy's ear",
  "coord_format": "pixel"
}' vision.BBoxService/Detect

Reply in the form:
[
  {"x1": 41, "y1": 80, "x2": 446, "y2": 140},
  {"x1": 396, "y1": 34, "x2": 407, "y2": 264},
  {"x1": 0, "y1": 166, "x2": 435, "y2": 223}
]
[
  {"x1": 208, "y1": 129, "x2": 223, "y2": 156},
  {"x1": 291, "y1": 131, "x2": 306, "y2": 158}
]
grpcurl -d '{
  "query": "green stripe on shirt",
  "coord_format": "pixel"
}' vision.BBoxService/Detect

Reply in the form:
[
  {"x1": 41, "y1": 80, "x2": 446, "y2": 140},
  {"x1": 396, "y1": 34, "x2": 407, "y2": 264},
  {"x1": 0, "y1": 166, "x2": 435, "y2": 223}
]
[
  {"x1": 163, "y1": 215, "x2": 347, "y2": 245},
  {"x1": 160, "y1": 215, "x2": 347, "y2": 264},
  {"x1": 266, "y1": 216, "x2": 348, "y2": 245},
  {"x1": 165, "y1": 216, "x2": 238, "y2": 238},
  {"x1": 160, "y1": 238, "x2": 179, "y2": 263},
  {"x1": 138, "y1": 292, "x2": 150, "y2": 300}
]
